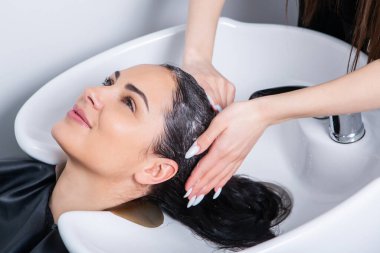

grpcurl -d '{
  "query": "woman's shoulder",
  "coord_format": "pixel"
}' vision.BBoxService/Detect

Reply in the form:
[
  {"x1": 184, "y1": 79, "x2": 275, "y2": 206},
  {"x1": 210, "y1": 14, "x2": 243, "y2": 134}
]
[
  {"x1": 0, "y1": 159, "x2": 59, "y2": 252},
  {"x1": 0, "y1": 158, "x2": 56, "y2": 178},
  {"x1": 0, "y1": 158, "x2": 57, "y2": 194}
]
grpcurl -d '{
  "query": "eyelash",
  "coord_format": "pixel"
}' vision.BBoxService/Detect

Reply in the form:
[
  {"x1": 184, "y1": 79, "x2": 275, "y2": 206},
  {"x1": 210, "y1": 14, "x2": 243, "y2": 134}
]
[
  {"x1": 122, "y1": 96, "x2": 136, "y2": 112},
  {"x1": 102, "y1": 77, "x2": 113, "y2": 86},
  {"x1": 102, "y1": 76, "x2": 136, "y2": 112}
]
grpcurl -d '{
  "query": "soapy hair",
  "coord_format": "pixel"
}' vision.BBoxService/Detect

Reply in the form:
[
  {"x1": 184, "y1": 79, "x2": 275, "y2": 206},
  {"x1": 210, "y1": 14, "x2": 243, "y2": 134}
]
[{"x1": 144, "y1": 64, "x2": 292, "y2": 251}]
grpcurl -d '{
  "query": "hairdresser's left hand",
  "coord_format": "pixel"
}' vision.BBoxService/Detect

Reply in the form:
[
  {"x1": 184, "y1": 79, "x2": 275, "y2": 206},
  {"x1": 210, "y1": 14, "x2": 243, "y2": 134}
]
[
  {"x1": 184, "y1": 99, "x2": 271, "y2": 205},
  {"x1": 182, "y1": 59, "x2": 235, "y2": 110}
]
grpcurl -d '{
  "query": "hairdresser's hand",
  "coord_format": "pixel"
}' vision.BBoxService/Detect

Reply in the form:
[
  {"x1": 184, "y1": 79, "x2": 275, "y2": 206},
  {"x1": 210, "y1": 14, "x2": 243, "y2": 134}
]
[
  {"x1": 183, "y1": 59, "x2": 235, "y2": 110},
  {"x1": 184, "y1": 100, "x2": 270, "y2": 206}
]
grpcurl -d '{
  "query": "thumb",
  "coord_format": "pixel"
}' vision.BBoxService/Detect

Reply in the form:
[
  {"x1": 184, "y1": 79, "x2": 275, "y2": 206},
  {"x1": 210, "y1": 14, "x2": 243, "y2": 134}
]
[{"x1": 185, "y1": 115, "x2": 226, "y2": 159}]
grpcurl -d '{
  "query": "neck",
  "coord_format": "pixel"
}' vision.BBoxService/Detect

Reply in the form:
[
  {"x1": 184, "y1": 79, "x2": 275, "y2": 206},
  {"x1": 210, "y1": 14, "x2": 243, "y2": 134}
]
[{"x1": 49, "y1": 160, "x2": 139, "y2": 224}]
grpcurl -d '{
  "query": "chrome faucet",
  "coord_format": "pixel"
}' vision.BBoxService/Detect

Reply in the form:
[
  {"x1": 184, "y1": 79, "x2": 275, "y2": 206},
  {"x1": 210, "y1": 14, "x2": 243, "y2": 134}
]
[
  {"x1": 250, "y1": 86, "x2": 365, "y2": 144},
  {"x1": 329, "y1": 113, "x2": 365, "y2": 143}
]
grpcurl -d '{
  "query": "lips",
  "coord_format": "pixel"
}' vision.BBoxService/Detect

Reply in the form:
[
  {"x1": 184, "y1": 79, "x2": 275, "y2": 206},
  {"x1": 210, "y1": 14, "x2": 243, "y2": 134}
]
[{"x1": 72, "y1": 105, "x2": 92, "y2": 128}]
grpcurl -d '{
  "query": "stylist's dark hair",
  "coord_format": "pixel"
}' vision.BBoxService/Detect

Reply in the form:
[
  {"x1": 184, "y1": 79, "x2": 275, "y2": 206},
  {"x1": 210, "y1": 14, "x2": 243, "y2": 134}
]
[
  {"x1": 296, "y1": 0, "x2": 380, "y2": 72},
  {"x1": 143, "y1": 64, "x2": 292, "y2": 251}
]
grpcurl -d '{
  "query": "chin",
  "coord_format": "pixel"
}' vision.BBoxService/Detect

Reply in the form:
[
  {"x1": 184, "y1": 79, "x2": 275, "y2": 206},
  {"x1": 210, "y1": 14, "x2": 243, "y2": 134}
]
[
  {"x1": 51, "y1": 120, "x2": 78, "y2": 158},
  {"x1": 51, "y1": 120, "x2": 98, "y2": 170},
  {"x1": 51, "y1": 121, "x2": 61, "y2": 142}
]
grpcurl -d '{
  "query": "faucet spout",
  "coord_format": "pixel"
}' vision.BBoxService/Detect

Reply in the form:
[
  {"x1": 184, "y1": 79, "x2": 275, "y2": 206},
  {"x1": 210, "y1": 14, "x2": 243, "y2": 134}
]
[{"x1": 329, "y1": 113, "x2": 365, "y2": 143}]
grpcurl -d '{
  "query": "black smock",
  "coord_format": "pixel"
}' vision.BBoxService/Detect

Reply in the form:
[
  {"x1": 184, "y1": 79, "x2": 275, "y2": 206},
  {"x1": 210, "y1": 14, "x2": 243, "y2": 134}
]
[{"x1": 0, "y1": 160, "x2": 68, "y2": 253}]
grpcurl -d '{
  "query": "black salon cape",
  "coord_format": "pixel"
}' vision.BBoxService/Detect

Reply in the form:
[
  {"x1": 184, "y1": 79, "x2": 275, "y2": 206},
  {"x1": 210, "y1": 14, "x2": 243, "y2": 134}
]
[{"x1": 0, "y1": 159, "x2": 68, "y2": 253}]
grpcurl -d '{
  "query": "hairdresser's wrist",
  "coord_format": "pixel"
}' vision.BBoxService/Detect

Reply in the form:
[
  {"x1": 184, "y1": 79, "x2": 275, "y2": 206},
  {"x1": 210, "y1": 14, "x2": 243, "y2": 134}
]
[
  {"x1": 183, "y1": 44, "x2": 213, "y2": 66},
  {"x1": 250, "y1": 95, "x2": 286, "y2": 128}
]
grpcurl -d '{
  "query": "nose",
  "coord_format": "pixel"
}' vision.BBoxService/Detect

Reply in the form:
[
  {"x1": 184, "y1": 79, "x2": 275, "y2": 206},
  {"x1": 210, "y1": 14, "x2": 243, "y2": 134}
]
[{"x1": 84, "y1": 87, "x2": 104, "y2": 110}]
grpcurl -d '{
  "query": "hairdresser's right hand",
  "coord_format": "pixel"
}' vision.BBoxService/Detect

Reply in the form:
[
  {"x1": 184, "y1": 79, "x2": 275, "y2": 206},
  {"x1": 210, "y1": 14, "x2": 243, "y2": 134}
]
[
  {"x1": 184, "y1": 99, "x2": 271, "y2": 205},
  {"x1": 183, "y1": 59, "x2": 235, "y2": 110}
]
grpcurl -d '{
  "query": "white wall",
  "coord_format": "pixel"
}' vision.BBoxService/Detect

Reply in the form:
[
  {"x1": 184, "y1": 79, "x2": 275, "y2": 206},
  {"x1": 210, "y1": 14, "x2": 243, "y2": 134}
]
[{"x1": 0, "y1": 0, "x2": 298, "y2": 159}]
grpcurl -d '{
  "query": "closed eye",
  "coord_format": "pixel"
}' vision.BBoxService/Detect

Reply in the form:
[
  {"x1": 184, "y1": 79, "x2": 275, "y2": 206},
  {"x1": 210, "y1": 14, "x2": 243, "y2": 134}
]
[{"x1": 122, "y1": 96, "x2": 136, "y2": 112}]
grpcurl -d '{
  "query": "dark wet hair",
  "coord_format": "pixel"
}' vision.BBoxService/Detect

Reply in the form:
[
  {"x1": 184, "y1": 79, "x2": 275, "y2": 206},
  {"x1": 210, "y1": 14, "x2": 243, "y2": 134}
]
[{"x1": 143, "y1": 64, "x2": 292, "y2": 251}]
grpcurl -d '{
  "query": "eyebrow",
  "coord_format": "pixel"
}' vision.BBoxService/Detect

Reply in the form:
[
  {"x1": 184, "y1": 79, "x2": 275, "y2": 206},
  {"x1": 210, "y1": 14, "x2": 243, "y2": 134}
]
[
  {"x1": 115, "y1": 71, "x2": 120, "y2": 80},
  {"x1": 125, "y1": 83, "x2": 149, "y2": 111}
]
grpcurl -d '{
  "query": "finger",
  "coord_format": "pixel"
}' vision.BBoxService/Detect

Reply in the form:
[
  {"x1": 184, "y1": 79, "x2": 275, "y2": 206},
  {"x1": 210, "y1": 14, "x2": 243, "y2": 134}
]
[
  {"x1": 193, "y1": 160, "x2": 239, "y2": 198},
  {"x1": 188, "y1": 155, "x2": 236, "y2": 198},
  {"x1": 184, "y1": 162, "x2": 200, "y2": 191},
  {"x1": 202, "y1": 77, "x2": 223, "y2": 109},
  {"x1": 205, "y1": 93, "x2": 215, "y2": 106},
  {"x1": 226, "y1": 83, "x2": 236, "y2": 106},
  {"x1": 212, "y1": 78, "x2": 226, "y2": 109},
  {"x1": 204, "y1": 76, "x2": 222, "y2": 107},
  {"x1": 202, "y1": 85, "x2": 220, "y2": 112},
  {"x1": 214, "y1": 72, "x2": 233, "y2": 108},
  {"x1": 185, "y1": 129, "x2": 235, "y2": 193},
  {"x1": 184, "y1": 137, "x2": 227, "y2": 191},
  {"x1": 185, "y1": 114, "x2": 226, "y2": 159},
  {"x1": 206, "y1": 93, "x2": 222, "y2": 112},
  {"x1": 222, "y1": 80, "x2": 229, "y2": 109},
  {"x1": 208, "y1": 159, "x2": 242, "y2": 196},
  {"x1": 187, "y1": 160, "x2": 242, "y2": 206},
  {"x1": 211, "y1": 93, "x2": 223, "y2": 110},
  {"x1": 215, "y1": 160, "x2": 243, "y2": 190}
]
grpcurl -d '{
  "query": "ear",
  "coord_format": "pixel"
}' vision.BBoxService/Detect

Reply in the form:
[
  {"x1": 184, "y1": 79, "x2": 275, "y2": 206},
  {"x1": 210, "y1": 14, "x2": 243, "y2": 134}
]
[{"x1": 134, "y1": 158, "x2": 178, "y2": 185}]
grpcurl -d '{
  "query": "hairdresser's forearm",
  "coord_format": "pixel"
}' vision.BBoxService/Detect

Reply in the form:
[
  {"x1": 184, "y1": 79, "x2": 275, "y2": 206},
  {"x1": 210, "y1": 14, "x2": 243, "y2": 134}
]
[
  {"x1": 257, "y1": 60, "x2": 380, "y2": 125},
  {"x1": 183, "y1": 0, "x2": 225, "y2": 63}
]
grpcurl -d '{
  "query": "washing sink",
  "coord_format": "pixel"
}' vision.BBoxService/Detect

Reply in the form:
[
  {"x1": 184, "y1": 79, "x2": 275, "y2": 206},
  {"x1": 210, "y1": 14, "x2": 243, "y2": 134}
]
[{"x1": 15, "y1": 18, "x2": 380, "y2": 252}]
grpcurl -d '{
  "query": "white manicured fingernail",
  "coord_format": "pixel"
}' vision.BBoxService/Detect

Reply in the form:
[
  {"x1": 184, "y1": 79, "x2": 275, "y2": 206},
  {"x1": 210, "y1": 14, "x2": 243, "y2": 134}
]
[
  {"x1": 206, "y1": 94, "x2": 215, "y2": 105},
  {"x1": 183, "y1": 188, "x2": 192, "y2": 198},
  {"x1": 185, "y1": 142, "x2": 200, "y2": 159},
  {"x1": 214, "y1": 105, "x2": 222, "y2": 112},
  {"x1": 213, "y1": 187, "x2": 222, "y2": 199},
  {"x1": 193, "y1": 195, "x2": 205, "y2": 206},
  {"x1": 187, "y1": 196, "x2": 196, "y2": 208}
]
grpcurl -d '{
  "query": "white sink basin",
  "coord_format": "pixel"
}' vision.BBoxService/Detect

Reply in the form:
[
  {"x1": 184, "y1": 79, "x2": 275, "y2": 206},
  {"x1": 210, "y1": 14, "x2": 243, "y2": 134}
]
[{"x1": 15, "y1": 18, "x2": 380, "y2": 253}]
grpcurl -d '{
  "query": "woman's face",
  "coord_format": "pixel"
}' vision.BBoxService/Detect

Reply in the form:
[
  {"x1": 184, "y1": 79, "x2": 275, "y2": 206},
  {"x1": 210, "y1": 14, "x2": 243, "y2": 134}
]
[{"x1": 52, "y1": 64, "x2": 176, "y2": 179}]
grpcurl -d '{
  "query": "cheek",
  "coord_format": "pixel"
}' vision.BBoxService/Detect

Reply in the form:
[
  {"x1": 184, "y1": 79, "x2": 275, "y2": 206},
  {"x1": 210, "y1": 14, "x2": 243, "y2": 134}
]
[
  {"x1": 81, "y1": 115, "x2": 155, "y2": 176},
  {"x1": 53, "y1": 110, "x2": 163, "y2": 178}
]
